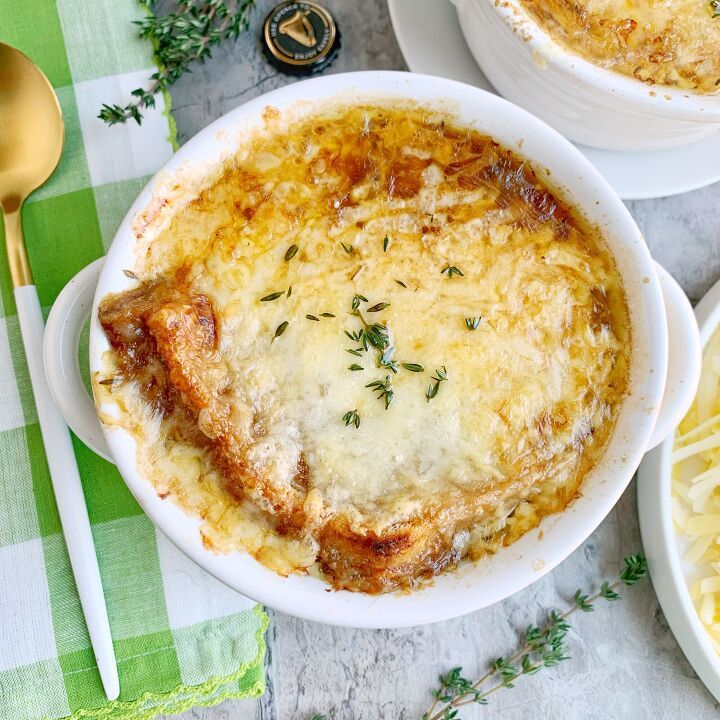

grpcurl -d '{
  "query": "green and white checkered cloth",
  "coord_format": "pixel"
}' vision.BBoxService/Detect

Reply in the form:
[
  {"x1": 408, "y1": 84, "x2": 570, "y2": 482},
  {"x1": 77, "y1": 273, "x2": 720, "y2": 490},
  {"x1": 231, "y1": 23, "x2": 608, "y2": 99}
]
[{"x1": 0, "y1": 2, "x2": 268, "y2": 718}]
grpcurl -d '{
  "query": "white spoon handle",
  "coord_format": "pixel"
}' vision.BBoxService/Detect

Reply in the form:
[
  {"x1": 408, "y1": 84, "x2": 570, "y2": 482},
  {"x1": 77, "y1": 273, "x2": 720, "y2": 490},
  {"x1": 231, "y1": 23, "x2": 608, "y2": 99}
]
[{"x1": 14, "y1": 284, "x2": 119, "y2": 701}]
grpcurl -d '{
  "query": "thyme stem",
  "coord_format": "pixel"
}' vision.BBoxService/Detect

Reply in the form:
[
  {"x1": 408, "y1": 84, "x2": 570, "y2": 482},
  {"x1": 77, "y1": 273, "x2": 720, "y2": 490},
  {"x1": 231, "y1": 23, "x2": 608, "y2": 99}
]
[{"x1": 423, "y1": 554, "x2": 647, "y2": 720}]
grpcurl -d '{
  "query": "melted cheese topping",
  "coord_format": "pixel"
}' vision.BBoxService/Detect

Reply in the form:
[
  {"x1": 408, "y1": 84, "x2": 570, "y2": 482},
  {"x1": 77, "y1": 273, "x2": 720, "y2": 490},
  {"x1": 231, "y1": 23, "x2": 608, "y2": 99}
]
[
  {"x1": 518, "y1": 0, "x2": 720, "y2": 93},
  {"x1": 97, "y1": 103, "x2": 631, "y2": 591}
]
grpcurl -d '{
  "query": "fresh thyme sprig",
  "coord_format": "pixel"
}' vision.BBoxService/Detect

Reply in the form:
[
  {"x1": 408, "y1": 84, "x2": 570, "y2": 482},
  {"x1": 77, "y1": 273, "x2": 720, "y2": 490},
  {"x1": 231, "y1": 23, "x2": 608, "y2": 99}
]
[
  {"x1": 426, "y1": 366, "x2": 448, "y2": 402},
  {"x1": 465, "y1": 317, "x2": 481, "y2": 331},
  {"x1": 99, "y1": 0, "x2": 256, "y2": 125},
  {"x1": 422, "y1": 554, "x2": 648, "y2": 720},
  {"x1": 366, "y1": 376, "x2": 394, "y2": 409}
]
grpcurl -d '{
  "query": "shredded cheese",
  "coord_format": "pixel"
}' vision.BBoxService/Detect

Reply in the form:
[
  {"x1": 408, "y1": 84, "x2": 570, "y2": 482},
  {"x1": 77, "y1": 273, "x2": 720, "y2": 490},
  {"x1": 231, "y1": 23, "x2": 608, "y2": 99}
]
[{"x1": 672, "y1": 326, "x2": 720, "y2": 650}]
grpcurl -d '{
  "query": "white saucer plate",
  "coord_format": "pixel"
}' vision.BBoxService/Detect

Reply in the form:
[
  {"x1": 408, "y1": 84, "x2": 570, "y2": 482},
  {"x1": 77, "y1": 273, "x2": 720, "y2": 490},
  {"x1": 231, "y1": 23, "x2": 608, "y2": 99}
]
[
  {"x1": 387, "y1": 0, "x2": 720, "y2": 201},
  {"x1": 638, "y1": 277, "x2": 720, "y2": 705}
]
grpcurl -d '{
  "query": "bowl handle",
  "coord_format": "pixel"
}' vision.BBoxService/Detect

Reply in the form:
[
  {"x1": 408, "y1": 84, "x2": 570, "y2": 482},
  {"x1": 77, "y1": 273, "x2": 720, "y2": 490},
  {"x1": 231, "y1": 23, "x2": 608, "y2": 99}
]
[
  {"x1": 647, "y1": 261, "x2": 701, "y2": 451},
  {"x1": 43, "y1": 258, "x2": 114, "y2": 463}
]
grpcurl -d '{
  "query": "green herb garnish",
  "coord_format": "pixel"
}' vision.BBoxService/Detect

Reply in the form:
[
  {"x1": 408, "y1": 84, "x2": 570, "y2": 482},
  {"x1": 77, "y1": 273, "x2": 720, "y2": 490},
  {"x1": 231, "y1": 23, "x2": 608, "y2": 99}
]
[
  {"x1": 367, "y1": 302, "x2": 390, "y2": 313},
  {"x1": 402, "y1": 363, "x2": 424, "y2": 373},
  {"x1": 351, "y1": 294, "x2": 368, "y2": 312},
  {"x1": 441, "y1": 265, "x2": 464, "y2": 278},
  {"x1": 395, "y1": 279, "x2": 407, "y2": 288},
  {"x1": 346, "y1": 348, "x2": 364, "y2": 357},
  {"x1": 320, "y1": 312, "x2": 335, "y2": 318},
  {"x1": 284, "y1": 244, "x2": 298, "y2": 261},
  {"x1": 363, "y1": 323, "x2": 390, "y2": 352},
  {"x1": 99, "y1": 0, "x2": 256, "y2": 126},
  {"x1": 422, "y1": 554, "x2": 648, "y2": 720},
  {"x1": 348, "y1": 364, "x2": 364, "y2": 371},
  {"x1": 465, "y1": 317, "x2": 481, "y2": 331},
  {"x1": 379, "y1": 348, "x2": 399, "y2": 374},
  {"x1": 366, "y1": 376, "x2": 394, "y2": 409},
  {"x1": 306, "y1": 314, "x2": 320, "y2": 321},
  {"x1": 342, "y1": 409, "x2": 360, "y2": 429},
  {"x1": 272, "y1": 321, "x2": 289, "y2": 340},
  {"x1": 287, "y1": 286, "x2": 292, "y2": 298},
  {"x1": 260, "y1": 291, "x2": 284, "y2": 302},
  {"x1": 426, "y1": 366, "x2": 448, "y2": 402},
  {"x1": 383, "y1": 235, "x2": 390, "y2": 252}
]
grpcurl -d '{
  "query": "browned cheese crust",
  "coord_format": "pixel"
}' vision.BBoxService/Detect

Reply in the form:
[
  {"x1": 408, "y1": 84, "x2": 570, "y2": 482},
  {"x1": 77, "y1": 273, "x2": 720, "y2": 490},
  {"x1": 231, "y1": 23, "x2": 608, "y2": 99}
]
[{"x1": 97, "y1": 103, "x2": 631, "y2": 593}]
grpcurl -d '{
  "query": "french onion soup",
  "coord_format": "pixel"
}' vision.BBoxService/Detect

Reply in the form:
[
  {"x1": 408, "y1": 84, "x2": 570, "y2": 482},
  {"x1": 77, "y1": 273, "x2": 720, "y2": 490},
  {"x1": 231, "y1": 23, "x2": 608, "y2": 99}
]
[
  {"x1": 96, "y1": 103, "x2": 631, "y2": 593},
  {"x1": 518, "y1": 0, "x2": 720, "y2": 94}
]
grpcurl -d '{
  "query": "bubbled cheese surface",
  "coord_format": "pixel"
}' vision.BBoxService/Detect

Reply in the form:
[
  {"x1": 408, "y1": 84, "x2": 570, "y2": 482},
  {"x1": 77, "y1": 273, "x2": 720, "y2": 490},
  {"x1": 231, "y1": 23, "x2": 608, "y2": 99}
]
[
  {"x1": 98, "y1": 103, "x2": 631, "y2": 581},
  {"x1": 518, "y1": 0, "x2": 720, "y2": 94}
]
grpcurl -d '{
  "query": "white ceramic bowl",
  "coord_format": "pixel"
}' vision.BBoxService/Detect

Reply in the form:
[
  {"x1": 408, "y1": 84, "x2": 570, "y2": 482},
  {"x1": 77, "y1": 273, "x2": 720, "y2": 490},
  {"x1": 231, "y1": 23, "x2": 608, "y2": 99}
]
[
  {"x1": 452, "y1": 0, "x2": 720, "y2": 151},
  {"x1": 638, "y1": 276, "x2": 720, "y2": 703},
  {"x1": 44, "y1": 71, "x2": 700, "y2": 628}
]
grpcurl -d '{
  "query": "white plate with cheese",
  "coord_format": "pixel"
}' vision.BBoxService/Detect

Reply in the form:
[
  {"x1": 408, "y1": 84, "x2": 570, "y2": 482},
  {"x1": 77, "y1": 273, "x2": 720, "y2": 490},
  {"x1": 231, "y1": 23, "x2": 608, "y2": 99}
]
[{"x1": 639, "y1": 276, "x2": 720, "y2": 703}]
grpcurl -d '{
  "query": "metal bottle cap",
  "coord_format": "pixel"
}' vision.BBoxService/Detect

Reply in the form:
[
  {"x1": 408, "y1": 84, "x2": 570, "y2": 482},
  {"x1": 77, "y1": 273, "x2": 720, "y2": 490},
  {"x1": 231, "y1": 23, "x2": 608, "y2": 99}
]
[{"x1": 262, "y1": 1, "x2": 341, "y2": 76}]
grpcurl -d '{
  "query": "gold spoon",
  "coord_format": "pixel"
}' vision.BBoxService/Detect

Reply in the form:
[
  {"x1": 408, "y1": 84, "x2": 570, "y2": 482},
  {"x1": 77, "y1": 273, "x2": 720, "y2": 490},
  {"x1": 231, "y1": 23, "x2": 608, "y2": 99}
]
[{"x1": 0, "y1": 43, "x2": 119, "y2": 700}]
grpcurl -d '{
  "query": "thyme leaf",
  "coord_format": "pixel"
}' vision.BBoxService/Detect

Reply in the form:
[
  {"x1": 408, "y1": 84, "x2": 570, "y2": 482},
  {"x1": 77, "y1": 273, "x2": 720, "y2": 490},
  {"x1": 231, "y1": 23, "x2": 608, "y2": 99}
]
[
  {"x1": 465, "y1": 317, "x2": 481, "y2": 331},
  {"x1": 260, "y1": 291, "x2": 284, "y2": 302},
  {"x1": 402, "y1": 363, "x2": 424, "y2": 373},
  {"x1": 441, "y1": 265, "x2": 464, "y2": 278},
  {"x1": 342, "y1": 409, "x2": 360, "y2": 429},
  {"x1": 272, "y1": 321, "x2": 289, "y2": 340},
  {"x1": 383, "y1": 235, "x2": 390, "y2": 252},
  {"x1": 306, "y1": 314, "x2": 320, "y2": 321},
  {"x1": 395, "y1": 279, "x2": 407, "y2": 288},
  {"x1": 367, "y1": 302, "x2": 390, "y2": 313},
  {"x1": 284, "y1": 244, "x2": 298, "y2": 261}
]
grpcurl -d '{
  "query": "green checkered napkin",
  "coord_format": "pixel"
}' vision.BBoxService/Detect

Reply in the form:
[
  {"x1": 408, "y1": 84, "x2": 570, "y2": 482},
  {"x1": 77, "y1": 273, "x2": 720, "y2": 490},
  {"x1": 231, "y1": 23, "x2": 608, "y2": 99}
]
[{"x1": 0, "y1": 2, "x2": 267, "y2": 718}]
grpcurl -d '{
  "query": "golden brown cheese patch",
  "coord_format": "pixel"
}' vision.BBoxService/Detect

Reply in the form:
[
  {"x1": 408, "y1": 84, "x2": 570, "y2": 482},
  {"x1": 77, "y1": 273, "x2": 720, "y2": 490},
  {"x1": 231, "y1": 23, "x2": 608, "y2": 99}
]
[
  {"x1": 97, "y1": 103, "x2": 631, "y2": 593},
  {"x1": 518, "y1": 0, "x2": 720, "y2": 94}
]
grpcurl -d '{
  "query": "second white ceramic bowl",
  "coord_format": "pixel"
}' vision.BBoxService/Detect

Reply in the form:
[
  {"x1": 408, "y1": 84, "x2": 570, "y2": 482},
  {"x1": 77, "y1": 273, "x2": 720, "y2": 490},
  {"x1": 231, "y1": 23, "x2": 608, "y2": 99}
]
[
  {"x1": 44, "y1": 72, "x2": 700, "y2": 627},
  {"x1": 453, "y1": 0, "x2": 720, "y2": 151}
]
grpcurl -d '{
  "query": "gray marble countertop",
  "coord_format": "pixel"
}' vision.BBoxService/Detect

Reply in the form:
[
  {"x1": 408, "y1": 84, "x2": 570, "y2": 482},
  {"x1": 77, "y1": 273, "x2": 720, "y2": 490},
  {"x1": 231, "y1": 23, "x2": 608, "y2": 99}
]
[{"x1": 162, "y1": 1, "x2": 720, "y2": 717}]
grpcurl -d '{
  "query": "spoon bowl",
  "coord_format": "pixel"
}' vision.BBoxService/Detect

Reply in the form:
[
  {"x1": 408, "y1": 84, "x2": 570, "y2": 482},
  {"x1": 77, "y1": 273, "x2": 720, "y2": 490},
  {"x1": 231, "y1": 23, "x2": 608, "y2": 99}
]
[{"x1": 0, "y1": 43, "x2": 64, "y2": 211}]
